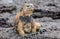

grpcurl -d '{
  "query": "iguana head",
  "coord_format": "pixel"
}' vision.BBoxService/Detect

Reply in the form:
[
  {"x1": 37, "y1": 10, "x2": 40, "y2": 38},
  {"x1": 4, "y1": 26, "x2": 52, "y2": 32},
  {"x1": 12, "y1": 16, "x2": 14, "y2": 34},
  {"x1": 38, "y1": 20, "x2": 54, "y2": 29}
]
[{"x1": 22, "y1": 3, "x2": 35, "y2": 16}]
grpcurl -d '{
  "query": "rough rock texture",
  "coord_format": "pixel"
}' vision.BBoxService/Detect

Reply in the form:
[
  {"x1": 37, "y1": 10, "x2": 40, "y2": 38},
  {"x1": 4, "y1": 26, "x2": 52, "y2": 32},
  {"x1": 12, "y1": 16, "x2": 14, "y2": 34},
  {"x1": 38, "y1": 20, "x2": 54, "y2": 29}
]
[
  {"x1": 0, "y1": 0, "x2": 60, "y2": 12},
  {"x1": 0, "y1": 18, "x2": 60, "y2": 39},
  {"x1": 14, "y1": 0, "x2": 60, "y2": 12},
  {"x1": 0, "y1": 0, "x2": 60, "y2": 39}
]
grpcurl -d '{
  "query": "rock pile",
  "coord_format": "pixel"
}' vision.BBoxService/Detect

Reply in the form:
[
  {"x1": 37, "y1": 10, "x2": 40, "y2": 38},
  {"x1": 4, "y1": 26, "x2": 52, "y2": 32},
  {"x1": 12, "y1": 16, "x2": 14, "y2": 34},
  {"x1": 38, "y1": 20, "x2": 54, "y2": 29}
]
[{"x1": 0, "y1": 17, "x2": 13, "y2": 28}]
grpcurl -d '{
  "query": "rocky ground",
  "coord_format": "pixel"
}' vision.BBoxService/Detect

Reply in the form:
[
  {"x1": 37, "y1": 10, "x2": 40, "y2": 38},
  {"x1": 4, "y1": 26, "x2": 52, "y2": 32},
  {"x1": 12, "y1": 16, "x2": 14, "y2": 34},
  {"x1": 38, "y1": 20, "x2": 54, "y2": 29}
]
[
  {"x1": 0, "y1": 0, "x2": 60, "y2": 39},
  {"x1": 0, "y1": 12, "x2": 60, "y2": 39}
]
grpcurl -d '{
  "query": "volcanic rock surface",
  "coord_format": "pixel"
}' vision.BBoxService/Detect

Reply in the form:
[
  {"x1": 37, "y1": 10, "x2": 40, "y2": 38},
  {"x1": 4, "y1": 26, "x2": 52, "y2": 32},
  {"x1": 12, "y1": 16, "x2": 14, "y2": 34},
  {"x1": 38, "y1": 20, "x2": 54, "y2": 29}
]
[{"x1": 0, "y1": 0, "x2": 60, "y2": 39}]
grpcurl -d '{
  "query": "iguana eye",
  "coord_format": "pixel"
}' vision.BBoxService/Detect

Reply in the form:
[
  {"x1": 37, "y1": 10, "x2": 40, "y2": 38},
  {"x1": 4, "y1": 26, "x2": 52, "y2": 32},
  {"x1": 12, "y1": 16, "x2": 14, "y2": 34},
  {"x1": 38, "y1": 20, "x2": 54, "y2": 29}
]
[
  {"x1": 27, "y1": 5, "x2": 30, "y2": 7},
  {"x1": 26, "y1": 5, "x2": 32, "y2": 8}
]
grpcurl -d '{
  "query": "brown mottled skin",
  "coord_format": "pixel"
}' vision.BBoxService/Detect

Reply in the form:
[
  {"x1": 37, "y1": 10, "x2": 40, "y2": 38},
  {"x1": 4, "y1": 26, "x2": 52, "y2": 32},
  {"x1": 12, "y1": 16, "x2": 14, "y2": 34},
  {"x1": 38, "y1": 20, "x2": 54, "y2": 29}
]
[{"x1": 13, "y1": 3, "x2": 41, "y2": 37}]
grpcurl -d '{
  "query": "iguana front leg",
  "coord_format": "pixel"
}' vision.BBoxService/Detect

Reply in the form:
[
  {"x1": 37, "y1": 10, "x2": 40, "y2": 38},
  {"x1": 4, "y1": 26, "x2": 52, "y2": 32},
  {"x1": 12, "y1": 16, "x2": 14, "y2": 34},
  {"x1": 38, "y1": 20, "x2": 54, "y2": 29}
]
[
  {"x1": 32, "y1": 19, "x2": 41, "y2": 33},
  {"x1": 17, "y1": 21, "x2": 26, "y2": 36}
]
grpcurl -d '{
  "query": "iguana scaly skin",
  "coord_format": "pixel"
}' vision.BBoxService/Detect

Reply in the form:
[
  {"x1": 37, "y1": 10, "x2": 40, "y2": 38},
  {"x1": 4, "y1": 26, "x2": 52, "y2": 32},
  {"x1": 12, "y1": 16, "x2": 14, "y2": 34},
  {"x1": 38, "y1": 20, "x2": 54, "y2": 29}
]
[{"x1": 13, "y1": 3, "x2": 41, "y2": 37}]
